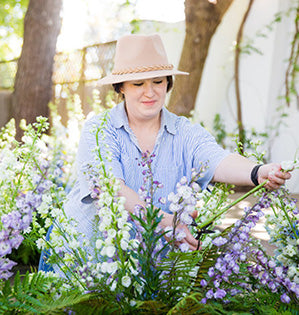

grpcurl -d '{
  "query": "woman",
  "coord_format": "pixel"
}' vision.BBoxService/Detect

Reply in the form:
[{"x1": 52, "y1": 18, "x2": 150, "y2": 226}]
[{"x1": 39, "y1": 34, "x2": 291, "y2": 270}]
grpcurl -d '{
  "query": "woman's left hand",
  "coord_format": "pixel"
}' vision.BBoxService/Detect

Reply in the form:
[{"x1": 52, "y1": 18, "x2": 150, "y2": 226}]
[{"x1": 258, "y1": 163, "x2": 292, "y2": 190}]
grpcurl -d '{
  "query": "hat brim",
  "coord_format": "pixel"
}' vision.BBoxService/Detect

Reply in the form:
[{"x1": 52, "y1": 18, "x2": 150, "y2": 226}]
[{"x1": 98, "y1": 69, "x2": 189, "y2": 85}]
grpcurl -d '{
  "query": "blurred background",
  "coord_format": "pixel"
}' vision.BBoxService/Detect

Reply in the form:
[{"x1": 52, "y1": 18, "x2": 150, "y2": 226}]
[{"x1": 0, "y1": 0, "x2": 298, "y2": 192}]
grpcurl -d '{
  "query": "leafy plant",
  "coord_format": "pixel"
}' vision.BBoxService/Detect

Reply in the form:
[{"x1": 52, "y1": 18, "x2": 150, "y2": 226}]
[{"x1": 1, "y1": 99, "x2": 299, "y2": 313}]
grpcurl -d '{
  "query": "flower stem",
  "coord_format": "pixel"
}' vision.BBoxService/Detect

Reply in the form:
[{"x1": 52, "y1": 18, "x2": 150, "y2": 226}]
[
  {"x1": 198, "y1": 180, "x2": 268, "y2": 230},
  {"x1": 279, "y1": 198, "x2": 299, "y2": 240}
]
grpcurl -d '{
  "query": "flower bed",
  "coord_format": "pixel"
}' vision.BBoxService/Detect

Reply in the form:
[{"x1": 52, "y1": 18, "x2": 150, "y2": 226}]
[{"x1": 0, "y1": 100, "x2": 298, "y2": 314}]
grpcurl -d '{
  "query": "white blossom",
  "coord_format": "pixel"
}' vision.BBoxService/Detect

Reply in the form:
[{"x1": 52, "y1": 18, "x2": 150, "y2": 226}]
[
  {"x1": 121, "y1": 275, "x2": 131, "y2": 288},
  {"x1": 281, "y1": 160, "x2": 296, "y2": 172},
  {"x1": 120, "y1": 239, "x2": 129, "y2": 251}
]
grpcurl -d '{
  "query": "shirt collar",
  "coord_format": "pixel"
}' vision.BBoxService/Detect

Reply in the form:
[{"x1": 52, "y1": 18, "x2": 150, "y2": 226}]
[
  {"x1": 110, "y1": 102, "x2": 177, "y2": 135},
  {"x1": 110, "y1": 102, "x2": 129, "y2": 129}
]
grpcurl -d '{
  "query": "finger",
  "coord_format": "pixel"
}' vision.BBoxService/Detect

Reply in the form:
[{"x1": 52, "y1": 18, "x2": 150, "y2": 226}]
[
  {"x1": 185, "y1": 230, "x2": 198, "y2": 248},
  {"x1": 265, "y1": 181, "x2": 281, "y2": 190},
  {"x1": 269, "y1": 175, "x2": 285, "y2": 186},
  {"x1": 268, "y1": 171, "x2": 290, "y2": 186},
  {"x1": 187, "y1": 241, "x2": 201, "y2": 251},
  {"x1": 276, "y1": 171, "x2": 292, "y2": 180}
]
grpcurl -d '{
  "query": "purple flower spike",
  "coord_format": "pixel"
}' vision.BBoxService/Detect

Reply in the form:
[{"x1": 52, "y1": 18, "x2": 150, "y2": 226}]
[{"x1": 280, "y1": 293, "x2": 291, "y2": 304}]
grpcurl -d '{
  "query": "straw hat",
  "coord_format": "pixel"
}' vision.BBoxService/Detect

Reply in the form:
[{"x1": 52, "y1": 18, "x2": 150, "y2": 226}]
[{"x1": 98, "y1": 34, "x2": 188, "y2": 85}]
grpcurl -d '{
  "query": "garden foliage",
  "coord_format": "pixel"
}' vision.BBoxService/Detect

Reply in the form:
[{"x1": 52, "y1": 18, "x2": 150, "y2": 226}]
[{"x1": 0, "y1": 96, "x2": 298, "y2": 314}]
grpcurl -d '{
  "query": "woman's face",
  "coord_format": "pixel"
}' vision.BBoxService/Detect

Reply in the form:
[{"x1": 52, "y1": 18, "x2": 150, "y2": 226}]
[{"x1": 120, "y1": 76, "x2": 168, "y2": 123}]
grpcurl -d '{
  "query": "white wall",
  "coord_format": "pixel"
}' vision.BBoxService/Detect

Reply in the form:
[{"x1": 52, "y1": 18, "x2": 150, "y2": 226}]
[
  {"x1": 191, "y1": 0, "x2": 299, "y2": 193},
  {"x1": 138, "y1": 0, "x2": 299, "y2": 192}
]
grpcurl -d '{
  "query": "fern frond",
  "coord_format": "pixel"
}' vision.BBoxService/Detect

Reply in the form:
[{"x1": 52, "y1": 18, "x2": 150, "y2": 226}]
[
  {"x1": 136, "y1": 300, "x2": 169, "y2": 315},
  {"x1": 167, "y1": 292, "x2": 223, "y2": 315},
  {"x1": 157, "y1": 251, "x2": 202, "y2": 306},
  {"x1": 68, "y1": 296, "x2": 121, "y2": 315},
  {"x1": 0, "y1": 271, "x2": 63, "y2": 314},
  {"x1": 33, "y1": 291, "x2": 96, "y2": 314}
]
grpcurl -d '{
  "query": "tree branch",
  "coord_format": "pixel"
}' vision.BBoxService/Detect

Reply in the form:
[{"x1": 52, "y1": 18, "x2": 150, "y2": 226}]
[{"x1": 234, "y1": 0, "x2": 255, "y2": 154}]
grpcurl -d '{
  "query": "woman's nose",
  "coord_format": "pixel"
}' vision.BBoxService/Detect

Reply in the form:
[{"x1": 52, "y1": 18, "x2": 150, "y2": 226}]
[{"x1": 144, "y1": 82, "x2": 155, "y2": 97}]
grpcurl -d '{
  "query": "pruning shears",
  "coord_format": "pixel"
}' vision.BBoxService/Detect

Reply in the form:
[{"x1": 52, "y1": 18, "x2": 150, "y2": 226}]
[{"x1": 191, "y1": 219, "x2": 215, "y2": 250}]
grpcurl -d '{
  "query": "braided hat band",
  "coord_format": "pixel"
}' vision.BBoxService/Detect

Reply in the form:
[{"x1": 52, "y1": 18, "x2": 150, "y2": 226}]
[{"x1": 112, "y1": 64, "x2": 174, "y2": 75}]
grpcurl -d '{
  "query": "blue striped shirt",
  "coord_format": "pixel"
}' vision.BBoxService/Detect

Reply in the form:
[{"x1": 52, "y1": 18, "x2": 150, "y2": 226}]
[
  {"x1": 62, "y1": 102, "x2": 230, "y2": 238},
  {"x1": 39, "y1": 102, "x2": 230, "y2": 272}
]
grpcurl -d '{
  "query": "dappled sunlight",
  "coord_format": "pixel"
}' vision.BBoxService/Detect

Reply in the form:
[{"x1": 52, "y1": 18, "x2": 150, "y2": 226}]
[{"x1": 219, "y1": 192, "x2": 299, "y2": 252}]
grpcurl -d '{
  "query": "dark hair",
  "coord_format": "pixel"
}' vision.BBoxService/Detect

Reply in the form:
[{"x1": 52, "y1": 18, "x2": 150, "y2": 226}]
[{"x1": 112, "y1": 76, "x2": 173, "y2": 95}]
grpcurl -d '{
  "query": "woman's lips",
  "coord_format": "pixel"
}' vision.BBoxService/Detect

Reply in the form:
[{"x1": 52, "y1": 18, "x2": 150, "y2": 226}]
[{"x1": 142, "y1": 100, "x2": 156, "y2": 106}]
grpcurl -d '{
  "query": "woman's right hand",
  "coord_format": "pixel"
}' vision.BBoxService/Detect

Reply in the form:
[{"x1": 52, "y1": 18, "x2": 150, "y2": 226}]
[{"x1": 160, "y1": 211, "x2": 199, "y2": 251}]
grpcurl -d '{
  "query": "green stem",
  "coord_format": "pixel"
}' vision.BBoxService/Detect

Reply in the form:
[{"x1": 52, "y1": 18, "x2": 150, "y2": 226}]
[
  {"x1": 279, "y1": 199, "x2": 299, "y2": 240},
  {"x1": 10, "y1": 127, "x2": 42, "y2": 205},
  {"x1": 270, "y1": 204, "x2": 278, "y2": 218},
  {"x1": 198, "y1": 180, "x2": 268, "y2": 230}
]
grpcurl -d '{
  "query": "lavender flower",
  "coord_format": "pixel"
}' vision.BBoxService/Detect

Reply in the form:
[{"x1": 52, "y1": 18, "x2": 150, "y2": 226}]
[
  {"x1": 212, "y1": 236, "x2": 228, "y2": 247},
  {"x1": 200, "y1": 191, "x2": 299, "y2": 304}
]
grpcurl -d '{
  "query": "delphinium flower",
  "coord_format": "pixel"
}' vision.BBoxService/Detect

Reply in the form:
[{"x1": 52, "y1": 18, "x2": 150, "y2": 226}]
[
  {"x1": 166, "y1": 165, "x2": 207, "y2": 252},
  {"x1": 264, "y1": 187, "x2": 299, "y2": 284},
  {"x1": 247, "y1": 248, "x2": 299, "y2": 304},
  {"x1": 135, "y1": 150, "x2": 166, "y2": 260},
  {"x1": 0, "y1": 117, "x2": 50, "y2": 279},
  {"x1": 131, "y1": 151, "x2": 203, "y2": 305},
  {"x1": 0, "y1": 211, "x2": 25, "y2": 279},
  {"x1": 89, "y1": 114, "x2": 140, "y2": 296},
  {"x1": 89, "y1": 166, "x2": 138, "y2": 295},
  {"x1": 199, "y1": 191, "x2": 299, "y2": 305},
  {"x1": 129, "y1": 151, "x2": 173, "y2": 300},
  {"x1": 44, "y1": 112, "x2": 140, "y2": 313},
  {"x1": 0, "y1": 113, "x2": 74, "y2": 280},
  {"x1": 137, "y1": 151, "x2": 163, "y2": 205}
]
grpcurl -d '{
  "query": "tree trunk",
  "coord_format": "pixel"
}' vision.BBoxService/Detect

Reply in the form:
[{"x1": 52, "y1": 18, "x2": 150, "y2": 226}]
[
  {"x1": 168, "y1": 0, "x2": 234, "y2": 116},
  {"x1": 12, "y1": 0, "x2": 62, "y2": 139}
]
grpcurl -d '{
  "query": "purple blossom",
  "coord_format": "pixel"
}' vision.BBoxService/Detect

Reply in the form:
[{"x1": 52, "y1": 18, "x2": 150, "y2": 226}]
[
  {"x1": 208, "y1": 267, "x2": 215, "y2": 277},
  {"x1": 212, "y1": 236, "x2": 228, "y2": 247},
  {"x1": 280, "y1": 293, "x2": 291, "y2": 303},
  {"x1": 214, "y1": 288, "x2": 226, "y2": 299},
  {"x1": 2, "y1": 211, "x2": 22, "y2": 229},
  {"x1": 275, "y1": 266, "x2": 283, "y2": 278},
  {"x1": 179, "y1": 243, "x2": 190, "y2": 252},
  {"x1": 22, "y1": 213, "x2": 32, "y2": 229},
  {"x1": 0, "y1": 240, "x2": 12, "y2": 256},
  {"x1": 0, "y1": 258, "x2": 17, "y2": 280},
  {"x1": 200, "y1": 279, "x2": 207, "y2": 287},
  {"x1": 199, "y1": 191, "x2": 299, "y2": 305},
  {"x1": 206, "y1": 289, "x2": 214, "y2": 299},
  {"x1": 158, "y1": 197, "x2": 166, "y2": 205},
  {"x1": 9, "y1": 234, "x2": 24, "y2": 249},
  {"x1": 230, "y1": 288, "x2": 240, "y2": 296}
]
